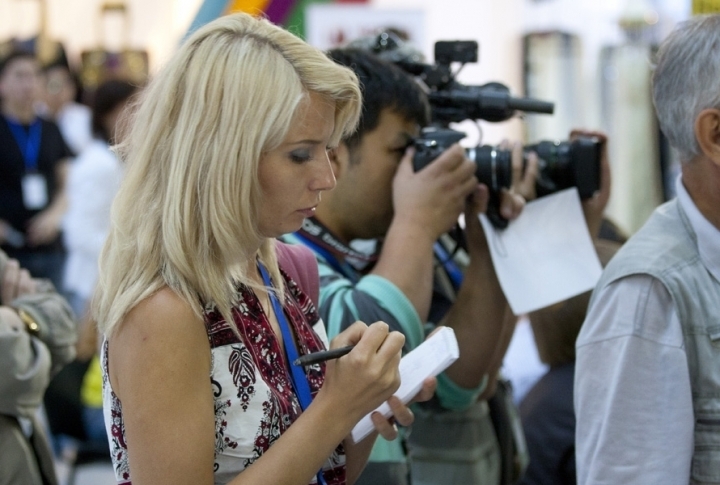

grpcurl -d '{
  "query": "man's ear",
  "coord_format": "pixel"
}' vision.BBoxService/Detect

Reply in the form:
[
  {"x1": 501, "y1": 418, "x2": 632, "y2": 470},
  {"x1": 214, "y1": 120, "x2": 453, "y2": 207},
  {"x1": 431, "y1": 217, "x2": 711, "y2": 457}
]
[
  {"x1": 329, "y1": 142, "x2": 350, "y2": 180},
  {"x1": 695, "y1": 108, "x2": 720, "y2": 168}
]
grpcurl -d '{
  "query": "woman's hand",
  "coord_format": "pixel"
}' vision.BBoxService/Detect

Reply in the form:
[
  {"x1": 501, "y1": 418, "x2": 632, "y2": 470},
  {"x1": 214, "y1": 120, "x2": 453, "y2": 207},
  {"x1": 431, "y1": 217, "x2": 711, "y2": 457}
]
[
  {"x1": 370, "y1": 377, "x2": 436, "y2": 440},
  {"x1": 318, "y1": 321, "x2": 405, "y2": 425}
]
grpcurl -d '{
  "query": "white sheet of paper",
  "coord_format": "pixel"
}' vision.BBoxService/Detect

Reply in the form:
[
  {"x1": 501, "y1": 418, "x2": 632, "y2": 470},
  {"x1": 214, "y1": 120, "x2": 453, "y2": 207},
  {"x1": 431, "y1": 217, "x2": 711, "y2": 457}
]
[
  {"x1": 350, "y1": 326, "x2": 459, "y2": 443},
  {"x1": 480, "y1": 188, "x2": 603, "y2": 315}
]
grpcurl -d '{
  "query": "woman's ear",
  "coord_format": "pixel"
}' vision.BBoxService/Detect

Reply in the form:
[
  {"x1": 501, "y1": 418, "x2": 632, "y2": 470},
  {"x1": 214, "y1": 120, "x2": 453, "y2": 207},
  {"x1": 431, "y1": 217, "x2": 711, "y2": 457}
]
[{"x1": 694, "y1": 108, "x2": 720, "y2": 168}]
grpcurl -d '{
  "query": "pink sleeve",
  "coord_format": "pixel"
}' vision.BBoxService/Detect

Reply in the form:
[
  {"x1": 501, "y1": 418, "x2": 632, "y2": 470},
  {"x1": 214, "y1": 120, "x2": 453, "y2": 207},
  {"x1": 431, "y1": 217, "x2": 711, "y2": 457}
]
[{"x1": 275, "y1": 241, "x2": 320, "y2": 308}]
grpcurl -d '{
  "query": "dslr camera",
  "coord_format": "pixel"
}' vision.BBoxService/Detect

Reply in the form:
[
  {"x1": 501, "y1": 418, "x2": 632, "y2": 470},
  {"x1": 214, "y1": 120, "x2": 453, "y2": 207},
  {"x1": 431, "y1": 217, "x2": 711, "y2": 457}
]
[{"x1": 367, "y1": 33, "x2": 602, "y2": 227}]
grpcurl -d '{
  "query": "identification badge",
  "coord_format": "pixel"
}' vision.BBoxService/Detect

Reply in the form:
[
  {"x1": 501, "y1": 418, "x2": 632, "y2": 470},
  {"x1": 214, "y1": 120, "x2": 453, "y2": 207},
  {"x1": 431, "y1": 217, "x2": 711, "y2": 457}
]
[{"x1": 21, "y1": 174, "x2": 48, "y2": 209}]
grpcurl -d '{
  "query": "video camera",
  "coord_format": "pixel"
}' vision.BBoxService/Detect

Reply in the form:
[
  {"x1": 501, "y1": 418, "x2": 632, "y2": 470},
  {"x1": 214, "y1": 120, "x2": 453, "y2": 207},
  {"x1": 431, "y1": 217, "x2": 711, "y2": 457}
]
[
  {"x1": 366, "y1": 33, "x2": 602, "y2": 227},
  {"x1": 395, "y1": 40, "x2": 554, "y2": 125}
]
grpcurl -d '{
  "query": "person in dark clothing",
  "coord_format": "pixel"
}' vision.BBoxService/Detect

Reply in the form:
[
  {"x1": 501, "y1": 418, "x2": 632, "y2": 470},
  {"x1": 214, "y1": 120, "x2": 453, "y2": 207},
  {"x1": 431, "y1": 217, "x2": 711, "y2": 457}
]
[
  {"x1": 0, "y1": 50, "x2": 72, "y2": 291},
  {"x1": 519, "y1": 236, "x2": 622, "y2": 485}
]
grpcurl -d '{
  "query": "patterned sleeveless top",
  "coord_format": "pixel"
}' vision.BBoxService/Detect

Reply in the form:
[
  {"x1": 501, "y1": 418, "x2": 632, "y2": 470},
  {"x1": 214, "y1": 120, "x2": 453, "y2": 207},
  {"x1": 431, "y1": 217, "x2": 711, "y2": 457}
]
[{"x1": 101, "y1": 270, "x2": 347, "y2": 485}]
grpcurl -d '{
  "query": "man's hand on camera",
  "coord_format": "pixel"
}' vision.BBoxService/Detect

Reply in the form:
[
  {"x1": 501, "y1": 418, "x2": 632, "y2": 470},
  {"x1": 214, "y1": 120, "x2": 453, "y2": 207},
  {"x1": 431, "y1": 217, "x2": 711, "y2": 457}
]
[
  {"x1": 489, "y1": 140, "x2": 531, "y2": 221},
  {"x1": 392, "y1": 144, "x2": 477, "y2": 241},
  {"x1": 509, "y1": 140, "x2": 539, "y2": 202},
  {"x1": 570, "y1": 129, "x2": 611, "y2": 238}
]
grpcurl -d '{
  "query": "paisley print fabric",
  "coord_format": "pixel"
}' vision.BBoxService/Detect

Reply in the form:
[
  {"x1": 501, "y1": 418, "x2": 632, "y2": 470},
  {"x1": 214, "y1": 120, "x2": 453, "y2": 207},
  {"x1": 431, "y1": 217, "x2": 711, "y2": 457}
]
[{"x1": 102, "y1": 269, "x2": 347, "y2": 485}]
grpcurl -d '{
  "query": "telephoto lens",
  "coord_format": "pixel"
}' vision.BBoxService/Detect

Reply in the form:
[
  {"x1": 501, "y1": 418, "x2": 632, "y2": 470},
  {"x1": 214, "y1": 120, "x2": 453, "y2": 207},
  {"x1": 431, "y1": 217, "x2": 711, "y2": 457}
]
[
  {"x1": 523, "y1": 136, "x2": 602, "y2": 199},
  {"x1": 473, "y1": 136, "x2": 602, "y2": 200},
  {"x1": 413, "y1": 127, "x2": 512, "y2": 194}
]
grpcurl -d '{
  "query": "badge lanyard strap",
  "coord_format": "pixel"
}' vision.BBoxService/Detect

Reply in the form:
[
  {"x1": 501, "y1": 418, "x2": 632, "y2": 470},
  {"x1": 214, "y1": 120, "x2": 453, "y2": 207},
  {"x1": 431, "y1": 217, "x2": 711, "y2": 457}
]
[
  {"x1": 433, "y1": 242, "x2": 464, "y2": 289},
  {"x1": 257, "y1": 262, "x2": 328, "y2": 485},
  {"x1": 5, "y1": 118, "x2": 42, "y2": 172}
]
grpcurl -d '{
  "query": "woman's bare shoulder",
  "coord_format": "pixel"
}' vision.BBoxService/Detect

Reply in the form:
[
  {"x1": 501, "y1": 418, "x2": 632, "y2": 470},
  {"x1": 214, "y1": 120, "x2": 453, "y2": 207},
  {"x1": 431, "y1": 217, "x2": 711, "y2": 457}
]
[
  {"x1": 108, "y1": 287, "x2": 210, "y2": 397},
  {"x1": 117, "y1": 287, "x2": 204, "y2": 341}
]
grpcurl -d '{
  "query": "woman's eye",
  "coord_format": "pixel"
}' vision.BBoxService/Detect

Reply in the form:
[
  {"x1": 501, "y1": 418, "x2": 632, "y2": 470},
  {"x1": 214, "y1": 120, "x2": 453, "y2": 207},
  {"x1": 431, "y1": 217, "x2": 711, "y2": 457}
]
[{"x1": 290, "y1": 150, "x2": 312, "y2": 163}]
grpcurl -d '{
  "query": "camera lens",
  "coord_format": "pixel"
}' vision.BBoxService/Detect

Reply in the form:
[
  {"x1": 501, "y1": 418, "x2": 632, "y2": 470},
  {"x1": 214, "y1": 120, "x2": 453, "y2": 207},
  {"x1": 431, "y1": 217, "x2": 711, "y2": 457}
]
[
  {"x1": 524, "y1": 138, "x2": 601, "y2": 199},
  {"x1": 469, "y1": 145, "x2": 512, "y2": 192},
  {"x1": 527, "y1": 141, "x2": 573, "y2": 196}
]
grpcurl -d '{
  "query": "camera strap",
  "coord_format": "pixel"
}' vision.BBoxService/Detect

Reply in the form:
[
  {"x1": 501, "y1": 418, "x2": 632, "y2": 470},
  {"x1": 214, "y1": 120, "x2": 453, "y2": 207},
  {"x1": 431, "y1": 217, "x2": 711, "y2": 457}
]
[{"x1": 295, "y1": 217, "x2": 377, "y2": 281}]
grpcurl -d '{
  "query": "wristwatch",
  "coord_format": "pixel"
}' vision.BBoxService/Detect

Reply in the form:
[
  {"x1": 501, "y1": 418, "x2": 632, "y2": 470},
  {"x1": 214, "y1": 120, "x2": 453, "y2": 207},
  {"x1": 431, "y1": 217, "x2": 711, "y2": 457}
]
[{"x1": 16, "y1": 308, "x2": 40, "y2": 336}]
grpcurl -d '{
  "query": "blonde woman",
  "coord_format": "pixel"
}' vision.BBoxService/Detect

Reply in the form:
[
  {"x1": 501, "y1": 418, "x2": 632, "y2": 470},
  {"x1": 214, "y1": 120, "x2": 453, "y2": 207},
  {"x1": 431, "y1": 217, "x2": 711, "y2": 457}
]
[{"x1": 93, "y1": 13, "x2": 431, "y2": 485}]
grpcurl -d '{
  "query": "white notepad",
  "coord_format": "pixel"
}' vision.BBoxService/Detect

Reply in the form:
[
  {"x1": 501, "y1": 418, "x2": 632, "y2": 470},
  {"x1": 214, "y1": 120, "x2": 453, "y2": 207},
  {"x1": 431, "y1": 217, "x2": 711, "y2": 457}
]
[{"x1": 350, "y1": 326, "x2": 460, "y2": 443}]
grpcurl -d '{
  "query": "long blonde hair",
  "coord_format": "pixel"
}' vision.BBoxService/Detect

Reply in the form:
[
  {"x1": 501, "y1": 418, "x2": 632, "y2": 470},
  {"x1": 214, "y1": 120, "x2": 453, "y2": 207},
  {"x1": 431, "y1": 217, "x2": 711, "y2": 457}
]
[{"x1": 94, "y1": 13, "x2": 361, "y2": 337}]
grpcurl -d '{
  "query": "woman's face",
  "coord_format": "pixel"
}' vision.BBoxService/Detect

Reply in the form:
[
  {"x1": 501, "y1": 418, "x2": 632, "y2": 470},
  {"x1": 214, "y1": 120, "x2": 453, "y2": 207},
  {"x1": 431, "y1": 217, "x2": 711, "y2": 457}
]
[{"x1": 257, "y1": 91, "x2": 337, "y2": 238}]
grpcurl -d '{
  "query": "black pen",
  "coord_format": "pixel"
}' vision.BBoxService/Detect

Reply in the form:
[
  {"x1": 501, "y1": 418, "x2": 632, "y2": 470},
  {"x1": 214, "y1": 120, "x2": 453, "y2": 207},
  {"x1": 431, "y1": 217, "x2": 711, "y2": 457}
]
[{"x1": 293, "y1": 345, "x2": 355, "y2": 367}]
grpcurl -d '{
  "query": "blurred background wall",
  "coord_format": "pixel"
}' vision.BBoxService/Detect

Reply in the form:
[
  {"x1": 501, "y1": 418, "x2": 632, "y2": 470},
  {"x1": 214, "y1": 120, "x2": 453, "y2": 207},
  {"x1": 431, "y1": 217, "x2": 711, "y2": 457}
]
[{"x1": 0, "y1": 0, "x2": 704, "y2": 232}]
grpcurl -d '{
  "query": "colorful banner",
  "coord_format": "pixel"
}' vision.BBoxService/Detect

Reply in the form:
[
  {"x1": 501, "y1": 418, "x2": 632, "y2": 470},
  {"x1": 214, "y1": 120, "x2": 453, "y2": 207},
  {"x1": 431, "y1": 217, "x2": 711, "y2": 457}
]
[
  {"x1": 186, "y1": 0, "x2": 229, "y2": 37},
  {"x1": 187, "y1": 0, "x2": 367, "y2": 39}
]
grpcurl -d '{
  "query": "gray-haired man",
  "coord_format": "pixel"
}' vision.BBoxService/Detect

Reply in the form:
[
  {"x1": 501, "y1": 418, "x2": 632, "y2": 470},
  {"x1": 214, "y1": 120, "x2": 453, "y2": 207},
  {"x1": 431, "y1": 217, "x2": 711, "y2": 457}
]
[{"x1": 574, "y1": 14, "x2": 720, "y2": 485}]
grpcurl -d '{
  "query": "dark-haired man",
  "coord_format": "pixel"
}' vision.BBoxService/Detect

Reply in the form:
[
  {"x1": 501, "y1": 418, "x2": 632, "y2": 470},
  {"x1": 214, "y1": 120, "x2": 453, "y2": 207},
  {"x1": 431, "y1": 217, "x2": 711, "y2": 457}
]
[
  {"x1": 0, "y1": 51, "x2": 72, "y2": 291},
  {"x1": 283, "y1": 48, "x2": 531, "y2": 485}
]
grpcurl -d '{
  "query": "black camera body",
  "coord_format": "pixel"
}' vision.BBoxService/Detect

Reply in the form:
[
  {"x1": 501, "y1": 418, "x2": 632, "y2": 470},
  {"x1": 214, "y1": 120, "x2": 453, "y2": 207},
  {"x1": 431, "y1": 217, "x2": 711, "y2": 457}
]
[
  {"x1": 414, "y1": 131, "x2": 601, "y2": 200},
  {"x1": 413, "y1": 130, "x2": 602, "y2": 228},
  {"x1": 413, "y1": 127, "x2": 512, "y2": 194}
]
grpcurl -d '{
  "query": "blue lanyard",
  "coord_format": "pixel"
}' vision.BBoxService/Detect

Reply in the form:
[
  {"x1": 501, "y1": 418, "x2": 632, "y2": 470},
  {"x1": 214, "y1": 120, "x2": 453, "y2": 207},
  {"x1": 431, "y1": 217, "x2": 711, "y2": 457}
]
[
  {"x1": 434, "y1": 242, "x2": 464, "y2": 289},
  {"x1": 5, "y1": 117, "x2": 42, "y2": 172},
  {"x1": 257, "y1": 262, "x2": 328, "y2": 485}
]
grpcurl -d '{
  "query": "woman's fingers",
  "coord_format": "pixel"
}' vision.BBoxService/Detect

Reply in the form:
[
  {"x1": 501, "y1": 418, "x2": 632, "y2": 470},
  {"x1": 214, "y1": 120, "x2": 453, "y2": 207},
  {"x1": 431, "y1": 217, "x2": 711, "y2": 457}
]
[
  {"x1": 409, "y1": 378, "x2": 437, "y2": 405},
  {"x1": 371, "y1": 411, "x2": 399, "y2": 441},
  {"x1": 330, "y1": 320, "x2": 368, "y2": 348}
]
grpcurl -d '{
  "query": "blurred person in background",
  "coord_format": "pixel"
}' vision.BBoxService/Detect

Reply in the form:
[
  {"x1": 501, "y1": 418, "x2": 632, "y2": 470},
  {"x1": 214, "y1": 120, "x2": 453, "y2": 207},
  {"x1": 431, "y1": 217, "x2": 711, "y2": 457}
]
[
  {"x1": 40, "y1": 62, "x2": 92, "y2": 156},
  {"x1": 48, "y1": 79, "x2": 138, "y2": 460},
  {"x1": 0, "y1": 50, "x2": 72, "y2": 292},
  {"x1": 494, "y1": 130, "x2": 614, "y2": 485},
  {"x1": 63, "y1": 79, "x2": 137, "y2": 319},
  {"x1": 518, "y1": 236, "x2": 620, "y2": 485},
  {"x1": 0, "y1": 250, "x2": 76, "y2": 485}
]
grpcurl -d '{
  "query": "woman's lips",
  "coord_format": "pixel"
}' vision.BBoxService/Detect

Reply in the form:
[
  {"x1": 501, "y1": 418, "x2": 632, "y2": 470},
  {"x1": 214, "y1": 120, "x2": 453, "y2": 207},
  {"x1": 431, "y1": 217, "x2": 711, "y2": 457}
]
[{"x1": 298, "y1": 207, "x2": 317, "y2": 217}]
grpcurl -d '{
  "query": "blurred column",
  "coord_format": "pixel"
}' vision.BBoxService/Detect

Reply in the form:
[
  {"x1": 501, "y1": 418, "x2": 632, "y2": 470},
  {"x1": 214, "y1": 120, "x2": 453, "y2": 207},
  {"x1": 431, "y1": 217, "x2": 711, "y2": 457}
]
[{"x1": 600, "y1": 0, "x2": 664, "y2": 235}]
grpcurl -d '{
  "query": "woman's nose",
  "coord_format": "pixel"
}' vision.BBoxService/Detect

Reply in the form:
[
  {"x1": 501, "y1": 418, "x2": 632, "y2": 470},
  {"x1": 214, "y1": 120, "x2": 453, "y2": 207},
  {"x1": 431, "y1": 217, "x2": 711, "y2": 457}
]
[{"x1": 312, "y1": 155, "x2": 336, "y2": 192}]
